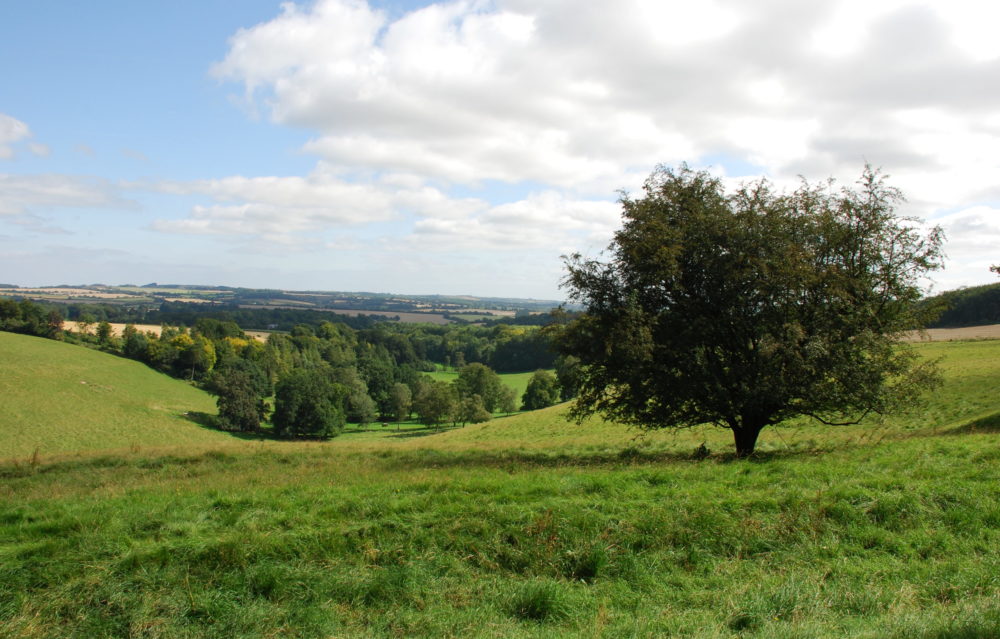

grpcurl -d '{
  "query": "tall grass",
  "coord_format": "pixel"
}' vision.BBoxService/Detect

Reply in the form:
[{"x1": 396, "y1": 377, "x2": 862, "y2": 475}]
[
  {"x1": 2, "y1": 336, "x2": 999, "y2": 637},
  {"x1": 1, "y1": 431, "x2": 999, "y2": 637}
]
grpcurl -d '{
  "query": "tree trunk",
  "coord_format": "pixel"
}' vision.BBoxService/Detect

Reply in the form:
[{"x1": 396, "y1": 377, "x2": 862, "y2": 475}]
[{"x1": 732, "y1": 422, "x2": 765, "y2": 458}]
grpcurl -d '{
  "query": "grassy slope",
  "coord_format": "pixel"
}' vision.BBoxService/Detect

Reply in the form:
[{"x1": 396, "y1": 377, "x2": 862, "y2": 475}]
[
  {"x1": 342, "y1": 340, "x2": 1000, "y2": 457},
  {"x1": 1, "y1": 338, "x2": 999, "y2": 637},
  {"x1": 0, "y1": 332, "x2": 232, "y2": 458},
  {"x1": 426, "y1": 368, "x2": 537, "y2": 406}
]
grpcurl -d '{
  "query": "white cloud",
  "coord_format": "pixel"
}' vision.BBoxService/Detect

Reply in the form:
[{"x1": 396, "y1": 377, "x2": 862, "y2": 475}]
[
  {"x1": 151, "y1": 170, "x2": 618, "y2": 258},
  {"x1": 0, "y1": 174, "x2": 134, "y2": 217},
  {"x1": 926, "y1": 205, "x2": 1000, "y2": 290},
  {"x1": 213, "y1": 1, "x2": 1000, "y2": 197},
  {"x1": 151, "y1": 171, "x2": 400, "y2": 240},
  {"x1": 0, "y1": 114, "x2": 33, "y2": 160},
  {"x1": 196, "y1": 0, "x2": 1000, "y2": 293},
  {"x1": 412, "y1": 190, "x2": 619, "y2": 252}
]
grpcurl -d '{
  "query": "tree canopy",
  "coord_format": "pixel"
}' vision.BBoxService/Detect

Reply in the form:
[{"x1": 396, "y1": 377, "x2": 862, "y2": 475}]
[
  {"x1": 556, "y1": 164, "x2": 945, "y2": 457},
  {"x1": 521, "y1": 370, "x2": 560, "y2": 411},
  {"x1": 272, "y1": 369, "x2": 346, "y2": 438},
  {"x1": 454, "y1": 363, "x2": 503, "y2": 412}
]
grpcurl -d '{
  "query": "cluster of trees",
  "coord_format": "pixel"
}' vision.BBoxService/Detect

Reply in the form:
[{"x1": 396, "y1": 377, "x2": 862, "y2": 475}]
[
  {"x1": 0, "y1": 299, "x2": 63, "y2": 339},
  {"x1": 921, "y1": 282, "x2": 1000, "y2": 327},
  {"x1": 405, "y1": 363, "x2": 573, "y2": 427},
  {"x1": 58, "y1": 301, "x2": 381, "y2": 332},
  {"x1": 57, "y1": 302, "x2": 561, "y2": 374},
  {"x1": 52, "y1": 311, "x2": 575, "y2": 437},
  {"x1": 3, "y1": 296, "x2": 579, "y2": 439}
]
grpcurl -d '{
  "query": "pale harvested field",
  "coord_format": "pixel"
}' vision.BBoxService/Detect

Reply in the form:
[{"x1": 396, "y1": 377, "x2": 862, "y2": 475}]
[
  {"x1": 238, "y1": 304, "x2": 453, "y2": 325},
  {"x1": 67, "y1": 322, "x2": 165, "y2": 337},
  {"x1": 67, "y1": 322, "x2": 267, "y2": 342},
  {"x1": 432, "y1": 307, "x2": 517, "y2": 317},
  {"x1": 0, "y1": 288, "x2": 138, "y2": 299},
  {"x1": 905, "y1": 324, "x2": 1000, "y2": 341},
  {"x1": 161, "y1": 297, "x2": 217, "y2": 304}
]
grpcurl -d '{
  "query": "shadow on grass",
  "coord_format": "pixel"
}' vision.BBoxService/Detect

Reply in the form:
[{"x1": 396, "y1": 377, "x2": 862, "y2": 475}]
[
  {"x1": 180, "y1": 411, "x2": 272, "y2": 441},
  {"x1": 0, "y1": 436, "x2": 830, "y2": 481},
  {"x1": 369, "y1": 444, "x2": 814, "y2": 473},
  {"x1": 944, "y1": 412, "x2": 1000, "y2": 435},
  {"x1": 383, "y1": 428, "x2": 450, "y2": 439}
]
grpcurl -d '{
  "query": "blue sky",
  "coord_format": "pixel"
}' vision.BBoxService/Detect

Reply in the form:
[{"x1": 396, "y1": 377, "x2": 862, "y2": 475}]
[{"x1": 3, "y1": 0, "x2": 999, "y2": 298}]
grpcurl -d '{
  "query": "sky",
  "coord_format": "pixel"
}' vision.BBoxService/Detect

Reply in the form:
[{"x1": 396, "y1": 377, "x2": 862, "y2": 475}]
[{"x1": 2, "y1": 0, "x2": 999, "y2": 300}]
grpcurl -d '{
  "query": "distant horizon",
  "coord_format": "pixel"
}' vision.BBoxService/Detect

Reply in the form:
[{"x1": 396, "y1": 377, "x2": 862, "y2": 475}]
[
  {"x1": 0, "y1": 281, "x2": 570, "y2": 305},
  {"x1": 3, "y1": 277, "x2": 996, "y2": 307}
]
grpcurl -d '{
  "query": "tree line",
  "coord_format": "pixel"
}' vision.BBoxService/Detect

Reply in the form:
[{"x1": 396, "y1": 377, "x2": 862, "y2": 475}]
[
  {"x1": 1, "y1": 299, "x2": 578, "y2": 439},
  {"x1": 919, "y1": 282, "x2": 1000, "y2": 327}
]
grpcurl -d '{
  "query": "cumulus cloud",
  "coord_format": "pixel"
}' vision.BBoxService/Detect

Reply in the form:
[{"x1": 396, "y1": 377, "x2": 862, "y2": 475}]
[
  {"x1": 151, "y1": 168, "x2": 617, "y2": 258},
  {"x1": 172, "y1": 0, "x2": 1000, "y2": 292},
  {"x1": 0, "y1": 114, "x2": 33, "y2": 160},
  {"x1": 150, "y1": 171, "x2": 400, "y2": 241},
  {"x1": 412, "y1": 191, "x2": 619, "y2": 251},
  {"x1": 0, "y1": 174, "x2": 135, "y2": 217},
  {"x1": 923, "y1": 205, "x2": 1000, "y2": 290},
  {"x1": 212, "y1": 2, "x2": 1000, "y2": 206}
]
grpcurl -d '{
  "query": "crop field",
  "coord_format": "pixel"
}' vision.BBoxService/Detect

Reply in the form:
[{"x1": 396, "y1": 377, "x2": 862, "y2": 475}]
[
  {"x1": 65, "y1": 322, "x2": 270, "y2": 343},
  {"x1": 66, "y1": 321, "x2": 167, "y2": 337},
  {"x1": 0, "y1": 287, "x2": 142, "y2": 300},
  {"x1": 908, "y1": 323, "x2": 1000, "y2": 341},
  {"x1": 238, "y1": 305, "x2": 455, "y2": 325},
  {"x1": 1, "y1": 334, "x2": 999, "y2": 637}
]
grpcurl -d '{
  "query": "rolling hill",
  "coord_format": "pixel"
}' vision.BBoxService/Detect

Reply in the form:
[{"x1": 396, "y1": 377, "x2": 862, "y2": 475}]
[
  {"x1": 0, "y1": 331, "x2": 232, "y2": 459},
  {"x1": 2, "y1": 332, "x2": 1000, "y2": 637}
]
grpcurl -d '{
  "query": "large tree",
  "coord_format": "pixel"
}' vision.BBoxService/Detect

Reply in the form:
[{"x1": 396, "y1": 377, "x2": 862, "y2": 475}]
[
  {"x1": 413, "y1": 379, "x2": 457, "y2": 427},
  {"x1": 557, "y1": 165, "x2": 944, "y2": 457},
  {"x1": 521, "y1": 370, "x2": 560, "y2": 411},
  {"x1": 214, "y1": 369, "x2": 267, "y2": 433},
  {"x1": 272, "y1": 368, "x2": 346, "y2": 438},
  {"x1": 454, "y1": 363, "x2": 503, "y2": 412}
]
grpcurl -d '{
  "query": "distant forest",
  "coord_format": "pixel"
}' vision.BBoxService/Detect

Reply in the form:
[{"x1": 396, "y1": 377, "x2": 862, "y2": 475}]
[{"x1": 921, "y1": 282, "x2": 1000, "y2": 327}]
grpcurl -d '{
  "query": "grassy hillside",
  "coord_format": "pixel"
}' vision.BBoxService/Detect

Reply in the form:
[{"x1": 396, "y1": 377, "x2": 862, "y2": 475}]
[
  {"x1": 2, "y1": 425, "x2": 999, "y2": 637},
  {"x1": 2, "y1": 336, "x2": 999, "y2": 637},
  {"x1": 0, "y1": 331, "x2": 232, "y2": 458},
  {"x1": 340, "y1": 340, "x2": 1000, "y2": 458},
  {"x1": 426, "y1": 368, "x2": 537, "y2": 405}
]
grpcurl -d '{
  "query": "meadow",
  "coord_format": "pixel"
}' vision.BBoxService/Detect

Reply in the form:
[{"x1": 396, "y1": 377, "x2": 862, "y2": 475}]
[
  {"x1": 427, "y1": 367, "x2": 537, "y2": 408},
  {"x1": 1, "y1": 333, "x2": 999, "y2": 637},
  {"x1": 0, "y1": 332, "x2": 231, "y2": 459}
]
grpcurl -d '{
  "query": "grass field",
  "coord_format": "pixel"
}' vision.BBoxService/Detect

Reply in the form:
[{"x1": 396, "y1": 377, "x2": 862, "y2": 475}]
[
  {"x1": 427, "y1": 368, "x2": 537, "y2": 409},
  {"x1": 0, "y1": 332, "x2": 233, "y2": 459},
  {"x1": 2, "y1": 333, "x2": 1000, "y2": 637}
]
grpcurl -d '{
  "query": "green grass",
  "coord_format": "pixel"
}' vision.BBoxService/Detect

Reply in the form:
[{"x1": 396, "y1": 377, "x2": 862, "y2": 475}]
[
  {"x1": 0, "y1": 332, "x2": 232, "y2": 459},
  {"x1": 2, "y1": 336, "x2": 1000, "y2": 637},
  {"x1": 2, "y1": 432, "x2": 999, "y2": 637}
]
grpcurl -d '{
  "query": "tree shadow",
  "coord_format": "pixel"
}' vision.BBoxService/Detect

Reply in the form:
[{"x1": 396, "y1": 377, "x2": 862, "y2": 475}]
[
  {"x1": 943, "y1": 412, "x2": 1000, "y2": 435},
  {"x1": 371, "y1": 443, "x2": 824, "y2": 473},
  {"x1": 180, "y1": 411, "x2": 271, "y2": 441},
  {"x1": 383, "y1": 428, "x2": 450, "y2": 439}
]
